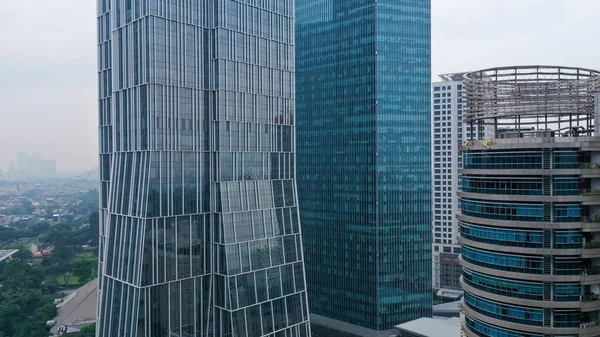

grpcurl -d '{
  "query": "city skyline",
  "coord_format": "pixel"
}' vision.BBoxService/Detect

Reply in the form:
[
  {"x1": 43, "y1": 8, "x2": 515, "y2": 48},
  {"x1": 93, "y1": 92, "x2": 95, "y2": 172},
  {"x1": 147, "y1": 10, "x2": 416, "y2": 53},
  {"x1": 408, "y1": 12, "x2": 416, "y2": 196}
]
[
  {"x1": 0, "y1": 151, "x2": 57, "y2": 178},
  {"x1": 1, "y1": 1, "x2": 600, "y2": 337},
  {"x1": 2, "y1": 0, "x2": 599, "y2": 173}
]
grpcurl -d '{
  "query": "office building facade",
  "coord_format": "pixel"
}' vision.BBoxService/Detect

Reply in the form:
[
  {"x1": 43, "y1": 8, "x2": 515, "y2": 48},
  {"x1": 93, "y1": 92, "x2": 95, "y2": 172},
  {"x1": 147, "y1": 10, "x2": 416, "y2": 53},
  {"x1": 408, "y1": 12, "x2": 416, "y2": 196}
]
[
  {"x1": 459, "y1": 65, "x2": 600, "y2": 336},
  {"x1": 96, "y1": 1, "x2": 310, "y2": 336},
  {"x1": 432, "y1": 74, "x2": 491, "y2": 291},
  {"x1": 432, "y1": 75, "x2": 464, "y2": 290},
  {"x1": 296, "y1": 0, "x2": 432, "y2": 331}
]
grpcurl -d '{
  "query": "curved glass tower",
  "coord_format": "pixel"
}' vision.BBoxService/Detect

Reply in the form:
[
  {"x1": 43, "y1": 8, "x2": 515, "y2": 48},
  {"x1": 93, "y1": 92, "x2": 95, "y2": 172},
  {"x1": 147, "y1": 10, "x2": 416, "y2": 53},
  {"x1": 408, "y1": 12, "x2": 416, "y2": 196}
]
[
  {"x1": 459, "y1": 66, "x2": 600, "y2": 337},
  {"x1": 96, "y1": 0, "x2": 310, "y2": 336}
]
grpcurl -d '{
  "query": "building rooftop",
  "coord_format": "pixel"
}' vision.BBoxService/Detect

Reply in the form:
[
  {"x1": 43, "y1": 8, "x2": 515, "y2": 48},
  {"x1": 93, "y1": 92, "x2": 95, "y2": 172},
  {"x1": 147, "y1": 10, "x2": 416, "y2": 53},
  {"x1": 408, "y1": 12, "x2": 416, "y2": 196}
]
[
  {"x1": 436, "y1": 288, "x2": 463, "y2": 299},
  {"x1": 463, "y1": 65, "x2": 600, "y2": 139},
  {"x1": 0, "y1": 249, "x2": 18, "y2": 262},
  {"x1": 311, "y1": 314, "x2": 398, "y2": 337},
  {"x1": 438, "y1": 73, "x2": 467, "y2": 82},
  {"x1": 50, "y1": 278, "x2": 98, "y2": 334},
  {"x1": 394, "y1": 317, "x2": 461, "y2": 337},
  {"x1": 433, "y1": 300, "x2": 461, "y2": 313},
  {"x1": 432, "y1": 301, "x2": 461, "y2": 318}
]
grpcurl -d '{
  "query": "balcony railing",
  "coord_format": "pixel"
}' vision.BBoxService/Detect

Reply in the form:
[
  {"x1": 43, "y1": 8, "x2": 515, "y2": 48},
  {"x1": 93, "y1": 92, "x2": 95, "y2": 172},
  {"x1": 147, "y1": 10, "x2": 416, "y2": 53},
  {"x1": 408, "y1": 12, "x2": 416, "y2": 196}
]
[
  {"x1": 580, "y1": 321, "x2": 598, "y2": 329},
  {"x1": 585, "y1": 242, "x2": 600, "y2": 249},
  {"x1": 581, "y1": 215, "x2": 600, "y2": 223},
  {"x1": 582, "y1": 294, "x2": 600, "y2": 301},
  {"x1": 584, "y1": 266, "x2": 600, "y2": 275}
]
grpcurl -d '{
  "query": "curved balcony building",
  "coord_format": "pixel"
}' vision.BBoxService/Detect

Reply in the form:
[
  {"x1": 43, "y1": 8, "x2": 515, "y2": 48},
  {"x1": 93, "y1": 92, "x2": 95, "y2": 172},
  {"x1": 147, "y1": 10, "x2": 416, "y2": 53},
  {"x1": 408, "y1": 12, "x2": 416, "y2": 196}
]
[{"x1": 458, "y1": 66, "x2": 600, "y2": 337}]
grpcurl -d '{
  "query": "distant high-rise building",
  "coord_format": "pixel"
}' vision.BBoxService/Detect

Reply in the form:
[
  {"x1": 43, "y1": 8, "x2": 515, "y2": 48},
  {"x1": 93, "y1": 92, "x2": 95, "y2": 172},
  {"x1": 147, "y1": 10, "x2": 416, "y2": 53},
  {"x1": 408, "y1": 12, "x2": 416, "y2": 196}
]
[
  {"x1": 30, "y1": 153, "x2": 41, "y2": 178},
  {"x1": 15, "y1": 152, "x2": 56, "y2": 179},
  {"x1": 459, "y1": 66, "x2": 600, "y2": 337},
  {"x1": 431, "y1": 74, "x2": 465, "y2": 291},
  {"x1": 431, "y1": 74, "x2": 492, "y2": 292},
  {"x1": 16, "y1": 151, "x2": 30, "y2": 178},
  {"x1": 79, "y1": 166, "x2": 99, "y2": 180},
  {"x1": 297, "y1": 0, "x2": 432, "y2": 332},
  {"x1": 96, "y1": 1, "x2": 310, "y2": 336},
  {"x1": 40, "y1": 159, "x2": 56, "y2": 178},
  {"x1": 7, "y1": 162, "x2": 16, "y2": 180}
]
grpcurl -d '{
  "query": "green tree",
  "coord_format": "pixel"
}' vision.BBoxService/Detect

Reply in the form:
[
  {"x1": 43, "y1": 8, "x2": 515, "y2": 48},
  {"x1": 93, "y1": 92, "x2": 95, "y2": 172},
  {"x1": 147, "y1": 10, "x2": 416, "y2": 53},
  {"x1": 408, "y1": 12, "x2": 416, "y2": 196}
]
[
  {"x1": 12, "y1": 248, "x2": 31, "y2": 260},
  {"x1": 0, "y1": 261, "x2": 56, "y2": 337},
  {"x1": 53, "y1": 245, "x2": 76, "y2": 262},
  {"x1": 20, "y1": 199, "x2": 34, "y2": 215},
  {"x1": 0, "y1": 289, "x2": 56, "y2": 337},
  {"x1": 72, "y1": 260, "x2": 92, "y2": 283},
  {"x1": 0, "y1": 260, "x2": 43, "y2": 292},
  {"x1": 38, "y1": 223, "x2": 91, "y2": 247},
  {"x1": 28, "y1": 221, "x2": 51, "y2": 235},
  {"x1": 53, "y1": 261, "x2": 74, "y2": 286},
  {"x1": 12, "y1": 289, "x2": 43, "y2": 313}
]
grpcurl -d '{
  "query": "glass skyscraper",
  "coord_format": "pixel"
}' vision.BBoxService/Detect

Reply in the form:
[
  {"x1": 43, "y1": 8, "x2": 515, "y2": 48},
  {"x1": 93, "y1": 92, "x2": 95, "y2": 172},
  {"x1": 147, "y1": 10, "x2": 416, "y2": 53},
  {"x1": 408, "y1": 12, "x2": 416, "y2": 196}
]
[
  {"x1": 96, "y1": 1, "x2": 310, "y2": 336},
  {"x1": 296, "y1": 0, "x2": 432, "y2": 331}
]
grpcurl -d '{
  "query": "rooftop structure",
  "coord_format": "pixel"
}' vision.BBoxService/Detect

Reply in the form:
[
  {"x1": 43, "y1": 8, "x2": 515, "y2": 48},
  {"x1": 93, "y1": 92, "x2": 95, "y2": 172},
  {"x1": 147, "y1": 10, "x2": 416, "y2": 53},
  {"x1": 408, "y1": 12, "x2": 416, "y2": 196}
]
[
  {"x1": 439, "y1": 73, "x2": 468, "y2": 82},
  {"x1": 310, "y1": 314, "x2": 399, "y2": 337},
  {"x1": 395, "y1": 317, "x2": 461, "y2": 337},
  {"x1": 0, "y1": 249, "x2": 18, "y2": 262},
  {"x1": 51, "y1": 279, "x2": 98, "y2": 335},
  {"x1": 464, "y1": 65, "x2": 600, "y2": 139},
  {"x1": 432, "y1": 300, "x2": 461, "y2": 318}
]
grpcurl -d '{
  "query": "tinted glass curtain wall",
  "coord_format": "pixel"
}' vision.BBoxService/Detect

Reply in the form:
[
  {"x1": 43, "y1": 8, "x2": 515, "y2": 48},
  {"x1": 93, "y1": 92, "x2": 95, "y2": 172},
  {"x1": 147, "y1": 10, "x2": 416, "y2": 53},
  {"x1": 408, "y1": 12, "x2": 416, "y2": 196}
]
[
  {"x1": 296, "y1": 0, "x2": 432, "y2": 330},
  {"x1": 96, "y1": 0, "x2": 310, "y2": 336}
]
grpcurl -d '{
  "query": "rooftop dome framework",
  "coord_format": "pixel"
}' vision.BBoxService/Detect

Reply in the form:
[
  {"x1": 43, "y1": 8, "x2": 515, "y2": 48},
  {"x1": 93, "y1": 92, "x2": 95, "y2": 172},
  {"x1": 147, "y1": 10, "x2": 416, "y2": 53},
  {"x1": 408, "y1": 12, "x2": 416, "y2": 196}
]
[{"x1": 464, "y1": 65, "x2": 600, "y2": 139}]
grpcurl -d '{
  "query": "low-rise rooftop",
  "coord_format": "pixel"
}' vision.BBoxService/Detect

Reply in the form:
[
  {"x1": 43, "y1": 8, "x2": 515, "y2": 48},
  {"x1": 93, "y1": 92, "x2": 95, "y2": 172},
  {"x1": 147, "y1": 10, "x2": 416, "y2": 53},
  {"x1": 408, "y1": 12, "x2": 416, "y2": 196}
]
[
  {"x1": 0, "y1": 249, "x2": 18, "y2": 262},
  {"x1": 311, "y1": 314, "x2": 398, "y2": 337},
  {"x1": 50, "y1": 279, "x2": 98, "y2": 335},
  {"x1": 433, "y1": 300, "x2": 461, "y2": 317},
  {"x1": 395, "y1": 317, "x2": 461, "y2": 337}
]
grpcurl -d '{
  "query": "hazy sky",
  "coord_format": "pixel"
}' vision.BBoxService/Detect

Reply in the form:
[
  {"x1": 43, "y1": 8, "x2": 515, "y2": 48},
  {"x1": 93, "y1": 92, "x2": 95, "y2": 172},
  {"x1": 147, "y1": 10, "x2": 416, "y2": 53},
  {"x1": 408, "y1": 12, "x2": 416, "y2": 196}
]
[{"x1": 0, "y1": 0, "x2": 599, "y2": 173}]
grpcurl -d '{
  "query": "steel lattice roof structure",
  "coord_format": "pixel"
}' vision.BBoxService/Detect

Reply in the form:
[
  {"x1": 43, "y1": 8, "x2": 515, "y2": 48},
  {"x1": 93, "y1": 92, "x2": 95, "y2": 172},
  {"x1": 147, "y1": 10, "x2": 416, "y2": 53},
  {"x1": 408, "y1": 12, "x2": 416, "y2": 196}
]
[{"x1": 464, "y1": 65, "x2": 600, "y2": 139}]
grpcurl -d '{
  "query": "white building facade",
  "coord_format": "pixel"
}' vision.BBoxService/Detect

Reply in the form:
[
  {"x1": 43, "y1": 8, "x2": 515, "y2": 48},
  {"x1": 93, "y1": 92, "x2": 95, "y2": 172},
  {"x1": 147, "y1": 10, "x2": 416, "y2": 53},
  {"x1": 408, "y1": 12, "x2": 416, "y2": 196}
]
[
  {"x1": 431, "y1": 74, "x2": 490, "y2": 290},
  {"x1": 431, "y1": 74, "x2": 464, "y2": 290}
]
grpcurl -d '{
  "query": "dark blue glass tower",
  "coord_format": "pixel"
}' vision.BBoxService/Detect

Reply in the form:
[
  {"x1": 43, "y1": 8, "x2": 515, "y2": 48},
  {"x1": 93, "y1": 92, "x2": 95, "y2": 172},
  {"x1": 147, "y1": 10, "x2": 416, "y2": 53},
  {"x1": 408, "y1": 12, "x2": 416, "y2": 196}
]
[{"x1": 296, "y1": 0, "x2": 432, "y2": 330}]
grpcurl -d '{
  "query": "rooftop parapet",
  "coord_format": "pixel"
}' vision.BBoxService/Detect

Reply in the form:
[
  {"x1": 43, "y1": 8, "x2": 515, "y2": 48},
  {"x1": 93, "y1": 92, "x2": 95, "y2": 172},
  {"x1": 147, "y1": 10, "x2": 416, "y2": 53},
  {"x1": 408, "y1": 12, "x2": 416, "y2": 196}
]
[{"x1": 464, "y1": 65, "x2": 600, "y2": 140}]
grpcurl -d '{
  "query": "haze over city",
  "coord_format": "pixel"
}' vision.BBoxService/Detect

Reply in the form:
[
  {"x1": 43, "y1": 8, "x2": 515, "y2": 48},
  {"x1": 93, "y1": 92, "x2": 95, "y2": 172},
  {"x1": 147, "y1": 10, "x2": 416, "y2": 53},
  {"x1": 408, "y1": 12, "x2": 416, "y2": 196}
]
[
  {"x1": 0, "y1": 0, "x2": 598, "y2": 173},
  {"x1": 3, "y1": 1, "x2": 600, "y2": 336}
]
